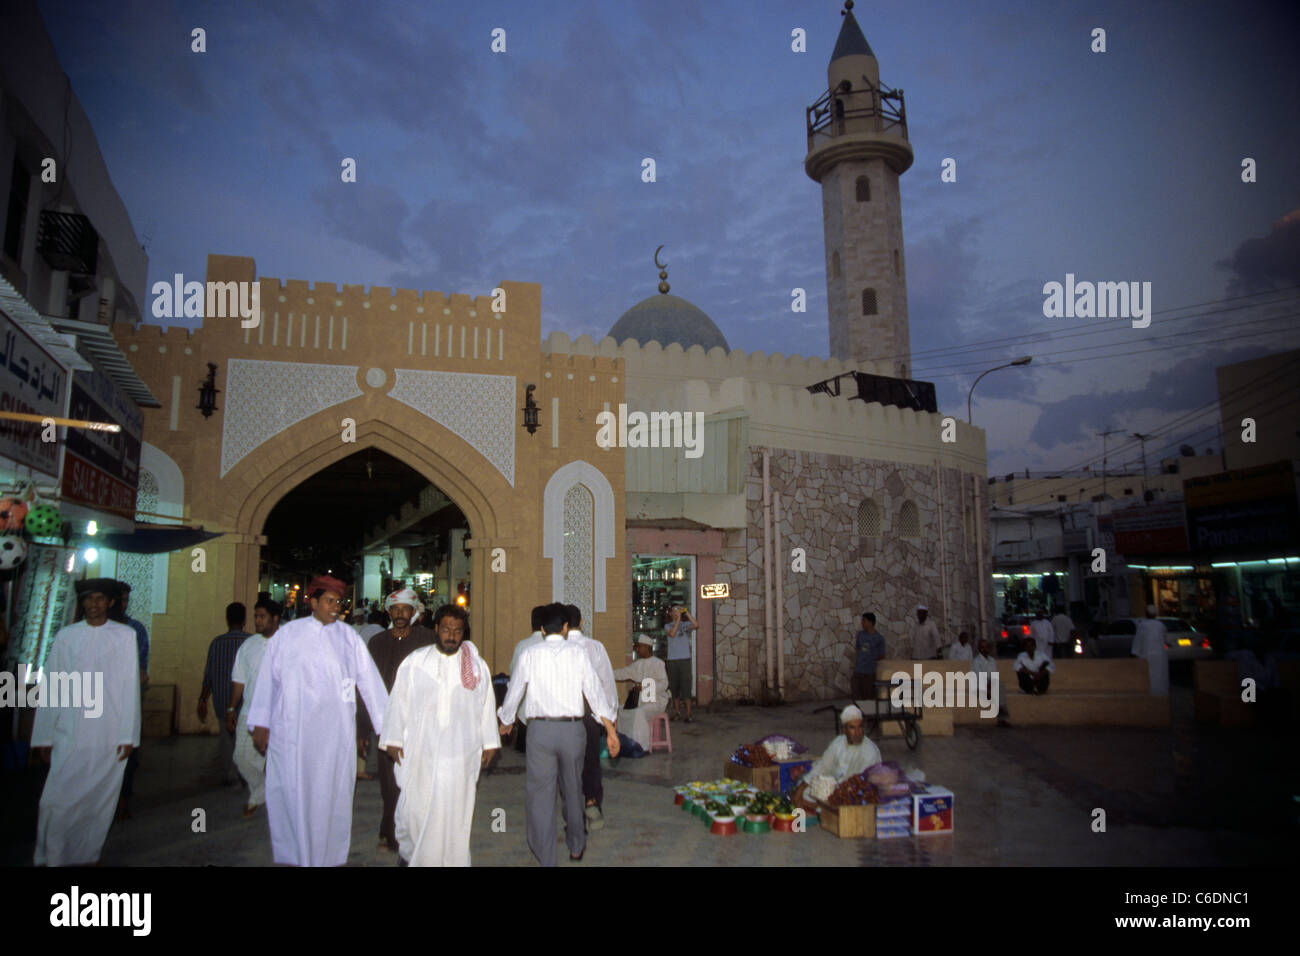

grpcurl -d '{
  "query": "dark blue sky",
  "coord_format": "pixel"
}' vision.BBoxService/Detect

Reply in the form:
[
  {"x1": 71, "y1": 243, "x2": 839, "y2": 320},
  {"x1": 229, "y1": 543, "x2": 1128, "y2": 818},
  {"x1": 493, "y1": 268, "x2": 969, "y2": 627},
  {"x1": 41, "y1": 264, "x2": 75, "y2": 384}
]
[{"x1": 38, "y1": 0, "x2": 1300, "y2": 474}]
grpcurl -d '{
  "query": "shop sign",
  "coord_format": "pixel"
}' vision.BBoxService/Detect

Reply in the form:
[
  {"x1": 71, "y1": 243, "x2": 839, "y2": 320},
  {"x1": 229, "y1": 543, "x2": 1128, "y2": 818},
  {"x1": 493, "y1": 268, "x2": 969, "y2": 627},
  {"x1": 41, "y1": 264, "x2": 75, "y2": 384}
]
[
  {"x1": 0, "y1": 309, "x2": 68, "y2": 477},
  {"x1": 700, "y1": 582, "x2": 729, "y2": 599},
  {"x1": 1184, "y1": 461, "x2": 1300, "y2": 557},
  {"x1": 9, "y1": 543, "x2": 77, "y2": 674},
  {"x1": 60, "y1": 368, "x2": 142, "y2": 517},
  {"x1": 1112, "y1": 502, "x2": 1189, "y2": 554}
]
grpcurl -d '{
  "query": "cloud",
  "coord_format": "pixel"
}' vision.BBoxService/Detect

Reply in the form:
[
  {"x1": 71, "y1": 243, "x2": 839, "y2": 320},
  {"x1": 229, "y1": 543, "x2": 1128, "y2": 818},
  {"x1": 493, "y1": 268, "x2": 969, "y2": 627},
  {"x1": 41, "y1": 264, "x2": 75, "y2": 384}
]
[
  {"x1": 311, "y1": 182, "x2": 412, "y2": 261},
  {"x1": 1217, "y1": 209, "x2": 1300, "y2": 295}
]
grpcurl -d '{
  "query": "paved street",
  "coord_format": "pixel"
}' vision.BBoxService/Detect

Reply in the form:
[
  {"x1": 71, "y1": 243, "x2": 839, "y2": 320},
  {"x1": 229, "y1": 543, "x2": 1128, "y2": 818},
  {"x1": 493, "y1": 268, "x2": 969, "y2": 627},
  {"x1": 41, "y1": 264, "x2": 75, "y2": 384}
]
[{"x1": 3, "y1": 680, "x2": 1294, "y2": 866}]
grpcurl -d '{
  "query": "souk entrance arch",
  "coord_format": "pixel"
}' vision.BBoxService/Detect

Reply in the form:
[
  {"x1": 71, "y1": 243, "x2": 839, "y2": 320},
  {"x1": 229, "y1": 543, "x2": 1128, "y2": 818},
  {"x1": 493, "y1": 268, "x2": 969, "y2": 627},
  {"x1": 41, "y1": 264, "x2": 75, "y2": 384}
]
[{"x1": 231, "y1": 420, "x2": 509, "y2": 667}]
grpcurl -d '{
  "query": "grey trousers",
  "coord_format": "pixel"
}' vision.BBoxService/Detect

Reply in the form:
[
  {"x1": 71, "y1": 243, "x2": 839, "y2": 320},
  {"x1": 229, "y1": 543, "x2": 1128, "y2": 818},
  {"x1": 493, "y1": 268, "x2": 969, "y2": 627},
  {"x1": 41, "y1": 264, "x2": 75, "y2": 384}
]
[{"x1": 525, "y1": 720, "x2": 586, "y2": 867}]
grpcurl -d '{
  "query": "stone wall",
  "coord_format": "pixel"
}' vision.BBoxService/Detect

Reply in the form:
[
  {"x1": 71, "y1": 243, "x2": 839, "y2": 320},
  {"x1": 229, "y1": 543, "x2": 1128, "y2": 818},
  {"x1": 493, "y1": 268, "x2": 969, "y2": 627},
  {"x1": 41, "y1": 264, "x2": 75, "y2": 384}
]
[{"x1": 714, "y1": 447, "x2": 989, "y2": 701}]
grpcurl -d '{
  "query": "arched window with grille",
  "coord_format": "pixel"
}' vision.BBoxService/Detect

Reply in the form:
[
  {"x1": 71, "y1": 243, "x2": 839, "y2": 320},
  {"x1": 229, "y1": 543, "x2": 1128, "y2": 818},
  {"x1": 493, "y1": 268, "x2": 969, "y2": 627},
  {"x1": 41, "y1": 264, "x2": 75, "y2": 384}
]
[
  {"x1": 899, "y1": 499, "x2": 921, "y2": 538},
  {"x1": 862, "y1": 288, "x2": 878, "y2": 315},
  {"x1": 856, "y1": 498, "x2": 881, "y2": 537},
  {"x1": 856, "y1": 176, "x2": 871, "y2": 202}
]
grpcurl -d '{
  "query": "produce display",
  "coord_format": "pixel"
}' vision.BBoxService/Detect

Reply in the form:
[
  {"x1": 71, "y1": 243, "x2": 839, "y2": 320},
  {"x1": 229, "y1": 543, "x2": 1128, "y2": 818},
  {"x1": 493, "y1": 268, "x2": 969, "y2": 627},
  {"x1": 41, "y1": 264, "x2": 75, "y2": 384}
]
[
  {"x1": 754, "y1": 733, "x2": 809, "y2": 755},
  {"x1": 728, "y1": 743, "x2": 773, "y2": 767},
  {"x1": 805, "y1": 774, "x2": 836, "y2": 803},
  {"x1": 673, "y1": 779, "x2": 806, "y2": 835},
  {"x1": 825, "y1": 762, "x2": 925, "y2": 806}
]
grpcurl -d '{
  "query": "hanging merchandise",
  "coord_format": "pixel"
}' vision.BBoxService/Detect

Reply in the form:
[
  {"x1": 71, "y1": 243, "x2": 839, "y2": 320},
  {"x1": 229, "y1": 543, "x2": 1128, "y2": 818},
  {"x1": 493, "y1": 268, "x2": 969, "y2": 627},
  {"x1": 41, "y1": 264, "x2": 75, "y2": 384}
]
[
  {"x1": 24, "y1": 502, "x2": 62, "y2": 538},
  {"x1": 0, "y1": 533, "x2": 27, "y2": 569},
  {"x1": 0, "y1": 497, "x2": 29, "y2": 531}
]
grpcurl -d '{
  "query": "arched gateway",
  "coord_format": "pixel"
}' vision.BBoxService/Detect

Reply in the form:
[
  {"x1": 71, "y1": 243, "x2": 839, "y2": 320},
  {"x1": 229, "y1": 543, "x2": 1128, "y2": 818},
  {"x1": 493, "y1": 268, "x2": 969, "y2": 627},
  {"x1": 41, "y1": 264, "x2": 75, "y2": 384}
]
[{"x1": 114, "y1": 255, "x2": 626, "y2": 733}]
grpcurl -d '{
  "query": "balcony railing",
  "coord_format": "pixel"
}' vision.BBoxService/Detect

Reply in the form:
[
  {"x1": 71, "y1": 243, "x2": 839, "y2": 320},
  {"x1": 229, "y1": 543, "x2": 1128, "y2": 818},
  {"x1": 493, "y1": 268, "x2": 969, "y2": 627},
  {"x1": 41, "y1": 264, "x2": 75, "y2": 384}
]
[{"x1": 807, "y1": 79, "x2": 908, "y2": 149}]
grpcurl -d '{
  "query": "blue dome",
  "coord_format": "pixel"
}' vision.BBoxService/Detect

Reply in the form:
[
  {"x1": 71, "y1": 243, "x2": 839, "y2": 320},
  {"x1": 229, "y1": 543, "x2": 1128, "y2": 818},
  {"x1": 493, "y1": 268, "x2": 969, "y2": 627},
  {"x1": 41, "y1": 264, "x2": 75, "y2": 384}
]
[{"x1": 608, "y1": 293, "x2": 730, "y2": 352}]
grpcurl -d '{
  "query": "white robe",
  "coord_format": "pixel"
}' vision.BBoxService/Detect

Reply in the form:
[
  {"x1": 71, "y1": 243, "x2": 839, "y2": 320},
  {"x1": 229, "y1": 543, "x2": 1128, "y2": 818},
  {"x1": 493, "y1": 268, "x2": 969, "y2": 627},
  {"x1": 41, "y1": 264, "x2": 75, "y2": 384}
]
[
  {"x1": 31, "y1": 619, "x2": 140, "y2": 866},
  {"x1": 379, "y1": 642, "x2": 498, "y2": 866},
  {"x1": 245, "y1": 615, "x2": 389, "y2": 866},
  {"x1": 612, "y1": 656, "x2": 670, "y2": 749},
  {"x1": 805, "y1": 734, "x2": 882, "y2": 784},
  {"x1": 231, "y1": 635, "x2": 270, "y2": 806},
  {"x1": 1132, "y1": 619, "x2": 1170, "y2": 696}
]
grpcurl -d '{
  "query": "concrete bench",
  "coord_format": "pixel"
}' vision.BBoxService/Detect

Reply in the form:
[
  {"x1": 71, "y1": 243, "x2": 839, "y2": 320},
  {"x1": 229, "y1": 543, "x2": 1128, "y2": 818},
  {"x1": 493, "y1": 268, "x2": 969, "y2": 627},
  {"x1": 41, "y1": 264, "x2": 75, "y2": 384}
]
[{"x1": 873, "y1": 659, "x2": 1170, "y2": 728}]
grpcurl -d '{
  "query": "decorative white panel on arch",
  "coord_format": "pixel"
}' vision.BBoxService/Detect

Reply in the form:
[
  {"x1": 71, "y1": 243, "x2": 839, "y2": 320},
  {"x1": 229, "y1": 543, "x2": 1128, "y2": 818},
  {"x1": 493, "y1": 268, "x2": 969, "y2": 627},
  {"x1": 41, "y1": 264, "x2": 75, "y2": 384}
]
[
  {"x1": 543, "y1": 461, "x2": 616, "y2": 622},
  {"x1": 388, "y1": 369, "x2": 516, "y2": 486},
  {"x1": 220, "y1": 360, "x2": 362, "y2": 477},
  {"x1": 563, "y1": 484, "x2": 594, "y2": 633}
]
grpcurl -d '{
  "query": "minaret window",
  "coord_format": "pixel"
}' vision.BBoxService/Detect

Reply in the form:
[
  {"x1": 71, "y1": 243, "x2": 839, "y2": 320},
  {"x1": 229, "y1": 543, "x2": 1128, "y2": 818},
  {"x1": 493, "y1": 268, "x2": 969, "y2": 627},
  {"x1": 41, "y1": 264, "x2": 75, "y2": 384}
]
[
  {"x1": 831, "y1": 251, "x2": 841, "y2": 278},
  {"x1": 856, "y1": 176, "x2": 870, "y2": 202},
  {"x1": 862, "y1": 288, "x2": 878, "y2": 315}
]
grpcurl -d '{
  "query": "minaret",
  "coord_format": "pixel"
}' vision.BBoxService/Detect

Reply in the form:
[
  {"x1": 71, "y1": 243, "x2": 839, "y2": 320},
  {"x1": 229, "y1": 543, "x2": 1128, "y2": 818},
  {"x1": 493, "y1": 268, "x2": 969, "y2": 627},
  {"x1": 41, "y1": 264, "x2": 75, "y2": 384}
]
[{"x1": 805, "y1": 1, "x2": 914, "y2": 379}]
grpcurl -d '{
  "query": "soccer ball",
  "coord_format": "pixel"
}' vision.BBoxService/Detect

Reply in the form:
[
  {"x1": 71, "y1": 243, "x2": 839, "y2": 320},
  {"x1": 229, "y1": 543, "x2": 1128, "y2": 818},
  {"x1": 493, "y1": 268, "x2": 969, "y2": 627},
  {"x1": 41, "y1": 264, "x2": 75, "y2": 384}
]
[
  {"x1": 0, "y1": 535, "x2": 26, "y2": 570},
  {"x1": 0, "y1": 497, "x2": 28, "y2": 531},
  {"x1": 24, "y1": 503, "x2": 62, "y2": 538}
]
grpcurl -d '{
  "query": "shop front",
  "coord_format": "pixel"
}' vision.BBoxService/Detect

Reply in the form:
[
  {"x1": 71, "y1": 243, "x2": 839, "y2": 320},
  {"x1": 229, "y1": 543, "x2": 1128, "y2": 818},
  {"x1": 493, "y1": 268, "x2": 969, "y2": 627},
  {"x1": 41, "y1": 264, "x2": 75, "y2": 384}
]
[{"x1": 627, "y1": 527, "x2": 722, "y2": 707}]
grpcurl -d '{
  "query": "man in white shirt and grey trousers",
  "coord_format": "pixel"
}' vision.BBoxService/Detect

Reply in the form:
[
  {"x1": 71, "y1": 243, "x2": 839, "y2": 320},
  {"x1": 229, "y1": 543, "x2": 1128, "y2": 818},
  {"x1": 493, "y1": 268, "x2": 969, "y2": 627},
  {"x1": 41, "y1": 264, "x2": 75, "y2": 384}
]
[{"x1": 499, "y1": 603, "x2": 620, "y2": 865}]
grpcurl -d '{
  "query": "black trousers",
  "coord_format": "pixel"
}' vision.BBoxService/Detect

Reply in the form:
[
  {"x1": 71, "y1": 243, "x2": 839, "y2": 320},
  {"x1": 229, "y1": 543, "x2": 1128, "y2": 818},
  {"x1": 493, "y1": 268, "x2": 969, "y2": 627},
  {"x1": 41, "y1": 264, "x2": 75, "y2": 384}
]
[
  {"x1": 851, "y1": 673, "x2": 875, "y2": 700},
  {"x1": 582, "y1": 713, "x2": 603, "y2": 808},
  {"x1": 1018, "y1": 670, "x2": 1051, "y2": 695},
  {"x1": 378, "y1": 749, "x2": 400, "y2": 845},
  {"x1": 120, "y1": 747, "x2": 139, "y2": 799}
]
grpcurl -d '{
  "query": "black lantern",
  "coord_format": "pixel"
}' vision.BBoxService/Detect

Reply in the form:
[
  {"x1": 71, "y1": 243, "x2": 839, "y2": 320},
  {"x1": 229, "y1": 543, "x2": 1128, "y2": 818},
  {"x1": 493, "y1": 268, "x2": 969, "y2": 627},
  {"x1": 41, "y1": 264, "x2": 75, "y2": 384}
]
[
  {"x1": 197, "y1": 363, "x2": 220, "y2": 418},
  {"x1": 522, "y1": 383, "x2": 540, "y2": 435}
]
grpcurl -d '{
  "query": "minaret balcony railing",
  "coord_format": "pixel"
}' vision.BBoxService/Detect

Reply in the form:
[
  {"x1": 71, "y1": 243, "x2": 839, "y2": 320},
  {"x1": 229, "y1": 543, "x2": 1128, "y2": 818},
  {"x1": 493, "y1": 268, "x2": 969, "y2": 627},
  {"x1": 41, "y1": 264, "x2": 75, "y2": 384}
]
[{"x1": 806, "y1": 81, "x2": 908, "y2": 150}]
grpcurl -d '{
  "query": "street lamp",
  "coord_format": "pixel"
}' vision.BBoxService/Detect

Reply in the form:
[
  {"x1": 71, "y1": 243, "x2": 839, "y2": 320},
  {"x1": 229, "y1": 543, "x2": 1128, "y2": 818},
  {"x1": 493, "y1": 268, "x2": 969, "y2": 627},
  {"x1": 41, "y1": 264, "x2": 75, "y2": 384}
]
[{"x1": 967, "y1": 356, "x2": 1033, "y2": 424}]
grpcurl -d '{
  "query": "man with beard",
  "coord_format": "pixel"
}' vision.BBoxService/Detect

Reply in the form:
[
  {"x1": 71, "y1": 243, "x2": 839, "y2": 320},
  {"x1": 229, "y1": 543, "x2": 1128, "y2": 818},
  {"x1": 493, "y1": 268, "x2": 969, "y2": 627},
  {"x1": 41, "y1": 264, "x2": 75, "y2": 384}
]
[
  {"x1": 380, "y1": 604, "x2": 498, "y2": 866},
  {"x1": 791, "y1": 705, "x2": 882, "y2": 813},
  {"x1": 31, "y1": 579, "x2": 140, "y2": 865},
  {"x1": 246, "y1": 574, "x2": 389, "y2": 866},
  {"x1": 359, "y1": 588, "x2": 436, "y2": 853}
]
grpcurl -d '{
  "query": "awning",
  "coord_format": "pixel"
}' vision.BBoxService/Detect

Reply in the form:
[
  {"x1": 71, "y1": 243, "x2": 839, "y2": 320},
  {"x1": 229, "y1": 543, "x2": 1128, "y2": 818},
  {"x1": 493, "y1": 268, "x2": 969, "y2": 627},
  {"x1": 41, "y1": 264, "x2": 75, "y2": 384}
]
[{"x1": 98, "y1": 523, "x2": 224, "y2": 554}]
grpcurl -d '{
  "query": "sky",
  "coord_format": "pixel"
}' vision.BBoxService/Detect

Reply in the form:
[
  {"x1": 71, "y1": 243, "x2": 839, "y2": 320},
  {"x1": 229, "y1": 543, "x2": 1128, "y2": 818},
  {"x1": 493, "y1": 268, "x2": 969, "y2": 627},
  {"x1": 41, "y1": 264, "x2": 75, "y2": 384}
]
[{"x1": 36, "y1": 0, "x2": 1300, "y2": 476}]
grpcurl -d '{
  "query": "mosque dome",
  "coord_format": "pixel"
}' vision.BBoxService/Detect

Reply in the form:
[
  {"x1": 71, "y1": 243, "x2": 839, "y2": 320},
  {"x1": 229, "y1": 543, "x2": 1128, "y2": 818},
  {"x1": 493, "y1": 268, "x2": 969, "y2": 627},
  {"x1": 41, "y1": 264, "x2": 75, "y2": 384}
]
[{"x1": 607, "y1": 246, "x2": 730, "y2": 352}]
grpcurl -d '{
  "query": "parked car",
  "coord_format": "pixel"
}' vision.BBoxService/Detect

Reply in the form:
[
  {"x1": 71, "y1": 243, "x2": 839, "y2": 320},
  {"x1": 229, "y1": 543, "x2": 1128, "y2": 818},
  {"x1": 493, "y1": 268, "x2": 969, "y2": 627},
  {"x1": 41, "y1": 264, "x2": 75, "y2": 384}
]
[
  {"x1": 1086, "y1": 617, "x2": 1213, "y2": 662},
  {"x1": 997, "y1": 615, "x2": 1034, "y2": 656}
]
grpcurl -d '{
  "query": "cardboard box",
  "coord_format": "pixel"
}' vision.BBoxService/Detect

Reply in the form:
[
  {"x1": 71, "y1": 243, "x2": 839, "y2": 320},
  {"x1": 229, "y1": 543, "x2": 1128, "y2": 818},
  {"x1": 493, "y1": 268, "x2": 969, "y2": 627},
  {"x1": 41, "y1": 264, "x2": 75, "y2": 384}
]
[
  {"x1": 723, "y1": 755, "x2": 816, "y2": 793},
  {"x1": 912, "y1": 786, "x2": 954, "y2": 835},
  {"x1": 819, "y1": 803, "x2": 875, "y2": 838}
]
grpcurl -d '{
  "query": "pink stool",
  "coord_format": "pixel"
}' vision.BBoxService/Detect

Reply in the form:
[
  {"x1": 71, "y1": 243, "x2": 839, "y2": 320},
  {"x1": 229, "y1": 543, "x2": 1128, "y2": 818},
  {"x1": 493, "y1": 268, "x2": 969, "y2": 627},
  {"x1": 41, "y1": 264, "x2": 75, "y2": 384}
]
[{"x1": 648, "y1": 712, "x2": 673, "y2": 753}]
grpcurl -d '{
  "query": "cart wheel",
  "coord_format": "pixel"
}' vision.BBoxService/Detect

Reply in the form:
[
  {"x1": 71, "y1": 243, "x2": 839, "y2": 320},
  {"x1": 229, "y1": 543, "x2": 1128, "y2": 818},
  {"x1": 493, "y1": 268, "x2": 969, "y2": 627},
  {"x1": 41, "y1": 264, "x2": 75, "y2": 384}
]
[{"x1": 904, "y1": 721, "x2": 921, "y2": 750}]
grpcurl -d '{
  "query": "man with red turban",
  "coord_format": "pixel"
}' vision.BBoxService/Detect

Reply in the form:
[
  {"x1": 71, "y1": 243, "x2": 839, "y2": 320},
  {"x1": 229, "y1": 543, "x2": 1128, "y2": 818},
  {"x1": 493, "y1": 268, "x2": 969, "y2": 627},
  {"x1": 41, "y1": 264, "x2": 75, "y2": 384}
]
[{"x1": 246, "y1": 575, "x2": 389, "y2": 866}]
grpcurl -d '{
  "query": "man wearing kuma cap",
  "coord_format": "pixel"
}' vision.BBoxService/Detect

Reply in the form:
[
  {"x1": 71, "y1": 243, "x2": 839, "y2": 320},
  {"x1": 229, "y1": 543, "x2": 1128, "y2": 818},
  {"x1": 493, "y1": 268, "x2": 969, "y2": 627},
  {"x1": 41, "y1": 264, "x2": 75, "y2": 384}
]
[
  {"x1": 359, "y1": 587, "x2": 437, "y2": 853},
  {"x1": 912, "y1": 604, "x2": 943, "y2": 660},
  {"x1": 793, "y1": 704, "x2": 883, "y2": 812}
]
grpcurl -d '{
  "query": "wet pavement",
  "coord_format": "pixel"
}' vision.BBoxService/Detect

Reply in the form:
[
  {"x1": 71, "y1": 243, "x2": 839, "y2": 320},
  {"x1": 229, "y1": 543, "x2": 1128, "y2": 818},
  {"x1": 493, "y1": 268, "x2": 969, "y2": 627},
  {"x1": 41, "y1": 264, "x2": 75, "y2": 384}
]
[{"x1": 3, "y1": 679, "x2": 1295, "y2": 866}]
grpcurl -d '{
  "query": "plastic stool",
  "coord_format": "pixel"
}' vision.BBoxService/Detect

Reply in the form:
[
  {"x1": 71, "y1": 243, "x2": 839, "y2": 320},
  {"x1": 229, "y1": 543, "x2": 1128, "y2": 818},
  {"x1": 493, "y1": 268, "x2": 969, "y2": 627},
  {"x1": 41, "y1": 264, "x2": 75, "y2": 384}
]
[{"x1": 648, "y1": 712, "x2": 672, "y2": 753}]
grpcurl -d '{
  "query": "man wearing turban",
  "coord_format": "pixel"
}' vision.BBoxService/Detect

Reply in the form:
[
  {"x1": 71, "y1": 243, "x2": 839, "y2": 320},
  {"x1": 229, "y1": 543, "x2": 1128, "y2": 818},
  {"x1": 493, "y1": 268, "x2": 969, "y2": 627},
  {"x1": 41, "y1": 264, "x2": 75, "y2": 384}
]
[
  {"x1": 246, "y1": 574, "x2": 389, "y2": 866},
  {"x1": 359, "y1": 587, "x2": 436, "y2": 853}
]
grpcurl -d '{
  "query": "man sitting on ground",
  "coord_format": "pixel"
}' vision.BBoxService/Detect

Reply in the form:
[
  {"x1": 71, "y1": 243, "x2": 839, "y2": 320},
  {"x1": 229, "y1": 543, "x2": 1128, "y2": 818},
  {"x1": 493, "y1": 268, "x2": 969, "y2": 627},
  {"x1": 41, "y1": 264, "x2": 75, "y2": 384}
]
[
  {"x1": 792, "y1": 705, "x2": 882, "y2": 812},
  {"x1": 1014, "y1": 636, "x2": 1054, "y2": 694}
]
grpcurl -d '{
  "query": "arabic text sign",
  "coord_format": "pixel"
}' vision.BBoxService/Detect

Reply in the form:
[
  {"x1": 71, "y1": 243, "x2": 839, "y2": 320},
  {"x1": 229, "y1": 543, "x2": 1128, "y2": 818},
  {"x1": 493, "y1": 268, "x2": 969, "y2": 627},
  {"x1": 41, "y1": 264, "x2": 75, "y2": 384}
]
[
  {"x1": 0, "y1": 310, "x2": 67, "y2": 477},
  {"x1": 700, "y1": 582, "x2": 730, "y2": 599}
]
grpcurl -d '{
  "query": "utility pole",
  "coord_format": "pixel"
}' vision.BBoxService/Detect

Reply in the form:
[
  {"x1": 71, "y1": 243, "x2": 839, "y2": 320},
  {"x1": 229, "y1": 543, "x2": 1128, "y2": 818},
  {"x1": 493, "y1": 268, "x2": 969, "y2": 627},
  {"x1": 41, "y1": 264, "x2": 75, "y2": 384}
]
[
  {"x1": 1099, "y1": 429, "x2": 1121, "y2": 500},
  {"x1": 1132, "y1": 432, "x2": 1153, "y2": 494}
]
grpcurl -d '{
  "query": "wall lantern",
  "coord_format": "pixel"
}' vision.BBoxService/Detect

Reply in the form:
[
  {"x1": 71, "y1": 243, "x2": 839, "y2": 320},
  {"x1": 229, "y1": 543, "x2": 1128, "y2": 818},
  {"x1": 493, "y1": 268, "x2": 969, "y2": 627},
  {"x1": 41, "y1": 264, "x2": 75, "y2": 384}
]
[
  {"x1": 197, "y1": 363, "x2": 220, "y2": 418},
  {"x1": 522, "y1": 383, "x2": 540, "y2": 435}
]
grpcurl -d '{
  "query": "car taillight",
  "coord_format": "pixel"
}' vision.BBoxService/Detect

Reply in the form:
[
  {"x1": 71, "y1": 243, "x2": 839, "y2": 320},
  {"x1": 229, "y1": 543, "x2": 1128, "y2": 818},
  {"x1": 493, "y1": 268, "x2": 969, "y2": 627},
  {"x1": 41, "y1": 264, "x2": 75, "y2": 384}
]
[
  {"x1": 1021, "y1": 625, "x2": 1030, "y2": 636},
  {"x1": 1000, "y1": 629, "x2": 1008, "y2": 639},
  {"x1": 1201, "y1": 639, "x2": 1210, "y2": 649}
]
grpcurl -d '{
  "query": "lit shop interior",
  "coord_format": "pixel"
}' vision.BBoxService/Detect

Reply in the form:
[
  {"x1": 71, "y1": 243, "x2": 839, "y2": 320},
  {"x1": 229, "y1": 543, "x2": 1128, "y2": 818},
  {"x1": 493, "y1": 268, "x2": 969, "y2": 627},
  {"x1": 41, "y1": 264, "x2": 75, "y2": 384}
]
[{"x1": 631, "y1": 554, "x2": 694, "y2": 658}]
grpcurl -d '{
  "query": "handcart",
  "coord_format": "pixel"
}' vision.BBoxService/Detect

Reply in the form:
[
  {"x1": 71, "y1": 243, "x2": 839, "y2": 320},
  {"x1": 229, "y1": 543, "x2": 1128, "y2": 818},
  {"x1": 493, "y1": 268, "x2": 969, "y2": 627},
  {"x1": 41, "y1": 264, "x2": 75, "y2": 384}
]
[{"x1": 815, "y1": 678, "x2": 922, "y2": 750}]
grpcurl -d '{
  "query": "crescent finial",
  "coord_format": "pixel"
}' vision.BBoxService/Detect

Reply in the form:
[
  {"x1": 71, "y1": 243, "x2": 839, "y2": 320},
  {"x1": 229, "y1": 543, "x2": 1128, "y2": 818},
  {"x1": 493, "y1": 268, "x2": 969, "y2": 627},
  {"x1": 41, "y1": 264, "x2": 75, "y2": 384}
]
[{"x1": 653, "y1": 245, "x2": 666, "y2": 270}]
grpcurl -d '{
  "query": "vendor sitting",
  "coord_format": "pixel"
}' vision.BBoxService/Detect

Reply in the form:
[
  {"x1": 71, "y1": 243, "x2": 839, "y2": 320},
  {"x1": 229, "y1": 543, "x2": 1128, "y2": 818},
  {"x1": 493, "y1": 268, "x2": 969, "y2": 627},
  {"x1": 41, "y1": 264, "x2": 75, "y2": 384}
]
[
  {"x1": 792, "y1": 705, "x2": 882, "y2": 811},
  {"x1": 1014, "y1": 636, "x2": 1055, "y2": 694}
]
